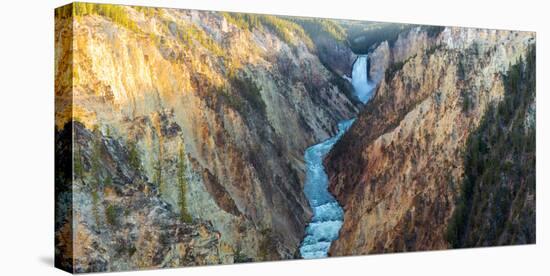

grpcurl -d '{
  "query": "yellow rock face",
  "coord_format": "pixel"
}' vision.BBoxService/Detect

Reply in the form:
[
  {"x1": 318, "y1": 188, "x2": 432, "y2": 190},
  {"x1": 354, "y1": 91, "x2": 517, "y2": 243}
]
[{"x1": 55, "y1": 4, "x2": 358, "y2": 271}]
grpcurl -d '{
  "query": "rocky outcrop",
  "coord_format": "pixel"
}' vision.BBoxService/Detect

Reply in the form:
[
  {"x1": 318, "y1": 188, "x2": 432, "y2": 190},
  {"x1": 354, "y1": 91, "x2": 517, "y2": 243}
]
[
  {"x1": 325, "y1": 27, "x2": 535, "y2": 255},
  {"x1": 55, "y1": 4, "x2": 357, "y2": 272},
  {"x1": 57, "y1": 122, "x2": 225, "y2": 272},
  {"x1": 312, "y1": 35, "x2": 357, "y2": 77},
  {"x1": 368, "y1": 26, "x2": 442, "y2": 84}
]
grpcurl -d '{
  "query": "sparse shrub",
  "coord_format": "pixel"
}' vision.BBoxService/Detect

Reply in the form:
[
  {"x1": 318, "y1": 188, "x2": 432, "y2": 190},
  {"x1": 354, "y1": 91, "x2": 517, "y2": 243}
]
[
  {"x1": 259, "y1": 228, "x2": 276, "y2": 261},
  {"x1": 177, "y1": 142, "x2": 193, "y2": 223},
  {"x1": 233, "y1": 245, "x2": 251, "y2": 263},
  {"x1": 221, "y1": 13, "x2": 313, "y2": 49},
  {"x1": 346, "y1": 23, "x2": 414, "y2": 54},
  {"x1": 55, "y1": 4, "x2": 74, "y2": 20},
  {"x1": 153, "y1": 158, "x2": 163, "y2": 194},
  {"x1": 128, "y1": 246, "x2": 137, "y2": 257},
  {"x1": 424, "y1": 25, "x2": 445, "y2": 38},
  {"x1": 221, "y1": 12, "x2": 262, "y2": 31},
  {"x1": 73, "y1": 3, "x2": 141, "y2": 33},
  {"x1": 220, "y1": 88, "x2": 244, "y2": 112},
  {"x1": 230, "y1": 74, "x2": 266, "y2": 116},
  {"x1": 73, "y1": 146, "x2": 84, "y2": 179},
  {"x1": 385, "y1": 54, "x2": 416, "y2": 82},
  {"x1": 127, "y1": 140, "x2": 141, "y2": 172},
  {"x1": 91, "y1": 190, "x2": 100, "y2": 225},
  {"x1": 133, "y1": 6, "x2": 156, "y2": 17},
  {"x1": 425, "y1": 44, "x2": 442, "y2": 56},
  {"x1": 260, "y1": 15, "x2": 313, "y2": 49},
  {"x1": 105, "y1": 204, "x2": 118, "y2": 226},
  {"x1": 90, "y1": 132, "x2": 102, "y2": 189},
  {"x1": 462, "y1": 92, "x2": 471, "y2": 112},
  {"x1": 104, "y1": 175, "x2": 113, "y2": 187},
  {"x1": 176, "y1": 23, "x2": 225, "y2": 57},
  {"x1": 457, "y1": 59, "x2": 466, "y2": 80},
  {"x1": 294, "y1": 18, "x2": 347, "y2": 43},
  {"x1": 219, "y1": 73, "x2": 266, "y2": 116}
]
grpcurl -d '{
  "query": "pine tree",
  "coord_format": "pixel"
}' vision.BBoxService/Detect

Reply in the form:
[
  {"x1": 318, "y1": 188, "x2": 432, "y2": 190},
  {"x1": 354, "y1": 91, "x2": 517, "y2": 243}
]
[
  {"x1": 177, "y1": 141, "x2": 192, "y2": 223},
  {"x1": 127, "y1": 140, "x2": 141, "y2": 172}
]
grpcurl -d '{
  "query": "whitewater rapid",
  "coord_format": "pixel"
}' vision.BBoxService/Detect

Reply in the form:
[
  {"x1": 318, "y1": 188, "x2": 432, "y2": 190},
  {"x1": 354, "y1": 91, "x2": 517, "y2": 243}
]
[
  {"x1": 299, "y1": 55, "x2": 374, "y2": 259},
  {"x1": 298, "y1": 119, "x2": 354, "y2": 258}
]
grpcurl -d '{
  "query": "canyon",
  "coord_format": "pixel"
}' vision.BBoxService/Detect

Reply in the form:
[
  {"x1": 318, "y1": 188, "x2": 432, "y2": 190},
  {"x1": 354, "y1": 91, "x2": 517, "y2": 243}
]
[
  {"x1": 300, "y1": 54, "x2": 374, "y2": 258},
  {"x1": 55, "y1": 3, "x2": 536, "y2": 273}
]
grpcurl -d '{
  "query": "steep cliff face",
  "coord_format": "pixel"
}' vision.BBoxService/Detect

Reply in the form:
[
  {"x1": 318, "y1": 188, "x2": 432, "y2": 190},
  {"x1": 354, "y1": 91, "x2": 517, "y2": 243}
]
[
  {"x1": 56, "y1": 122, "x2": 225, "y2": 272},
  {"x1": 447, "y1": 46, "x2": 536, "y2": 248},
  {"x1": 55, "y1": 4, "x2": 357, "y2": 272},
  {"x1": 368, "y1": 26, "x2": 442, "y2": 83},
  {"x1": 325, "y1": 27, "x2": 535, "y2": 255}
]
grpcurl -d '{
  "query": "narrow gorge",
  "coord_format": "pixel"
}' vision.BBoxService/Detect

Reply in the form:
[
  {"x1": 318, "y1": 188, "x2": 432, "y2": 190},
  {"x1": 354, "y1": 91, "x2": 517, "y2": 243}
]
[{"x1": 300, "y1": 55, "x2": 374, "y2": 258}]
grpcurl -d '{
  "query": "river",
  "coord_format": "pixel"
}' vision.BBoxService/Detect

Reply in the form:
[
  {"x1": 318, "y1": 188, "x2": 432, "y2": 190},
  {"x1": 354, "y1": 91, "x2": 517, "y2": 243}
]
[{"x1": 299, "y1": 55, "x2": 374, "y2": 258}]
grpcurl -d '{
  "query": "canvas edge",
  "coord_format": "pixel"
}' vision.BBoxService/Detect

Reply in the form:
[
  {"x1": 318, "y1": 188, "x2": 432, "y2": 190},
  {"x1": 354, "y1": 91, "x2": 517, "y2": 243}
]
[{"x1": 54, "y1": 2, "x2": 75, "y2": 274}]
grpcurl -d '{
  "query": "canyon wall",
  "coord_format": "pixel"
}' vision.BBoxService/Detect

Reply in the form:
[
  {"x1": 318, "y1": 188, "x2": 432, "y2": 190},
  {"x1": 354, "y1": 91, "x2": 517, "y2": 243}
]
[
  {"x1": 326, "y1": 27, "x2": 535, "y2": 255},
  {"x1": 55, "y1": 4, "x2": 357, "y2": 272}
]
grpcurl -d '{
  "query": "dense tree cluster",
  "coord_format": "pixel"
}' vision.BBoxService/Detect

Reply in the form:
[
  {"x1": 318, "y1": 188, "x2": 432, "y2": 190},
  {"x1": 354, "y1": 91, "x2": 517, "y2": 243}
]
[
  {"x1": 74, "y1": 3, "x2": 141, "y2": 33},
  {"x1": 446, "y1": 45, "x2": 536, "y2": 248},
  {"x1": 345, "y1": 22, "x2": 413, "y2": 54},
  {"x1": 221, "y1": 12, "x2": 314, "y2": 50},
  {"x1": 292, "y1": 18, "x2": 348, "y2": 43}
]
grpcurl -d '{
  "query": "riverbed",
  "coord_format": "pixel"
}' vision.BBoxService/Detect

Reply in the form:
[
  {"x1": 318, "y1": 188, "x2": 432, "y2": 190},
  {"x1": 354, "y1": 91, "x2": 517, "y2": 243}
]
[{"x1": 299, "y1": 55, "x2": 374, "y2": 259}]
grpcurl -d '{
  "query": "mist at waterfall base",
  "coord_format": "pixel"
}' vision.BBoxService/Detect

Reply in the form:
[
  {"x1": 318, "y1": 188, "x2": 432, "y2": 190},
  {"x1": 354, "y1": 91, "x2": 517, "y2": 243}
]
[{"x1": 299, "y1": 55, "x2": 374, "y2": 259}]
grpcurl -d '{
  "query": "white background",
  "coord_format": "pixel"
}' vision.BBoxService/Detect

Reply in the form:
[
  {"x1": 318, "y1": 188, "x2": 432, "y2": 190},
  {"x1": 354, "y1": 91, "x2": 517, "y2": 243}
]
[{"x1": 0, "y1": 0, "x2": 548, "y2": 275}]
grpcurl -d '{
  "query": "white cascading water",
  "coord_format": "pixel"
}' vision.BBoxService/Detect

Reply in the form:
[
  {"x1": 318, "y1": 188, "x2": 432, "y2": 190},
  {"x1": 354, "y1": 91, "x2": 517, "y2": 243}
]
[
  {"x1": 351, "y1": 55, "x2": 374, "y2": 103},
  {"x1": 299, "y1": 55, "x2": 373, "y2": 258}
]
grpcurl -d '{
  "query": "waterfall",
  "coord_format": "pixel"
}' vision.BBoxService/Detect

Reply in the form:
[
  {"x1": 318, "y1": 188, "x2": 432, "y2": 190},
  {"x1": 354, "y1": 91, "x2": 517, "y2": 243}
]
[{"x1": 351, "y1": 55, "x2": 374, "y2": 103}]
